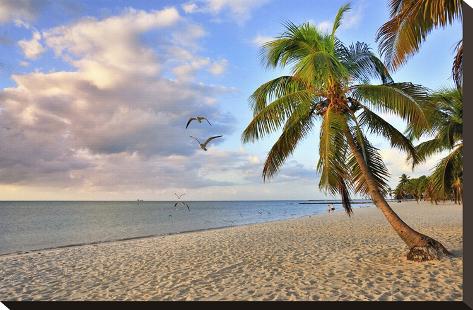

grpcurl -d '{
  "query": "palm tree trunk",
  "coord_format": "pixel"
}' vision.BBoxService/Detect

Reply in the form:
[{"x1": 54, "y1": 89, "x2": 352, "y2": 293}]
[{"x1": 344, "y1": 130, "x2": 450, "y2": 261}]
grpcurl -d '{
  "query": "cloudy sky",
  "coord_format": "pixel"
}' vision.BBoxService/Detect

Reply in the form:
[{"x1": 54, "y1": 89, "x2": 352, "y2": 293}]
[{"x1": 0, "y1": 0, "x2": 462, "y2": 200}]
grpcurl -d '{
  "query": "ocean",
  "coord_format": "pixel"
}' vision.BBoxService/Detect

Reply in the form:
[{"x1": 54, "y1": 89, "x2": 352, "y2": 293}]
[{"x1": 0, "y1": 200, "x2": 374, "y2": 255}]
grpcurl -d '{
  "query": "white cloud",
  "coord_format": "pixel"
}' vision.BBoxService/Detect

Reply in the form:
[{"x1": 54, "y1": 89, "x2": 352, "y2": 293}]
[
  {"x1": 180, "y1": 0, "x2": 270, "y2": 23},
  {"x1": 208, "y1": 59, "x2": 228, "y2": 75},
  {"x1": 18, "y1": 31, "x2": 45, "y2": 59},
  {"x1": 307, "y1": 2, "x2": 364, "y2": 34},
  {"x1": 0, "y1": 7, "x2": 240, "y2": 195},
  {"x1": 182, "y1": 2, "x2": 199, "y2": 13},
  {"x1": 42, "y1": 7, "x2": 181, "y2": 88},
  {"x1": 316, "y1": 20, "x2": 333, "y2": 33},
  {"x1": 342, "y1": 1, "x2": 364, "y2": 30},
  {"x1": 379, "y1": 147, "x2": 445, "y2": 188},
  {"x1": 0, "y1": 0, "x2": 47, "y2": 24},
  {"x1": 252, "y1": 35, "x2": 273, "y2": 47}
]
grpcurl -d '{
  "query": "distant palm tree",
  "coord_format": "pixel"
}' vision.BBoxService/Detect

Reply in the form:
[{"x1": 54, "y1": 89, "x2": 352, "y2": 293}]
[
  {"x1": 409, "y1": 88, "x2": 463, "y2": 204},
  {"x1": 395, "y1": 174, "x2": 411, "y2": 200},
  {"x1": 242, "y1": 4, "x2": 449, "y2": 261},
  {"x1": 376, "y1": 0, "x2": 463, "y2": 88}
]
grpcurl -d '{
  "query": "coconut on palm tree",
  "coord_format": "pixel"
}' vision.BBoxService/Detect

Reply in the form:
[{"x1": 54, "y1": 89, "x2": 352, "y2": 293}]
[
  {"x1": 242, "y1": 4, "x2": 450, "y2": 261},
  {"x1": 376, "y1": 0, "x2": 463, "y2": 89},
  {"x1": 409, "y1": 88, "x2": 463, "y2": 204}
]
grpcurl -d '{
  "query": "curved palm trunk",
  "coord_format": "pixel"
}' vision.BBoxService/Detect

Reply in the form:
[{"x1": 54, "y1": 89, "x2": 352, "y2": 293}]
[{"x1": 345, "y1": 130, "x2": 450, "y2": 261}]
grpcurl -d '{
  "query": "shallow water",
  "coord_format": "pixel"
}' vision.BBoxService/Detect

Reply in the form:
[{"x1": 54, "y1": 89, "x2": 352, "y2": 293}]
[{"x1": 0, "y1": 200, "x2": 374, "y2": 255}]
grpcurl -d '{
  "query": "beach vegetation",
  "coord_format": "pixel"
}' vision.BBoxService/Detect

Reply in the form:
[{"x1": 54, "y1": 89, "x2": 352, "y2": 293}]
[
  {"x1": 242, "y1": 3, "x2": 450, "y2": 261},
  {"x1": 376, "y1": 0, "x2": 463, "y2": 89}
]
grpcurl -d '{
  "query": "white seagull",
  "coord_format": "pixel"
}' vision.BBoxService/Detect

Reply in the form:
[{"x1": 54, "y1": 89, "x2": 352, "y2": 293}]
[
  {"x1": 190, "y1": 135, "x2": 222, "y2": 151},
  {"x1": 174, "y1": 201, "x2": 190, "y2": 212},
  {"x1": 174, "y1": 193, "x2": 185, "y2": 199},
  {"x1": 186, "y1": 116, "x2": 212, "y2": 129}
]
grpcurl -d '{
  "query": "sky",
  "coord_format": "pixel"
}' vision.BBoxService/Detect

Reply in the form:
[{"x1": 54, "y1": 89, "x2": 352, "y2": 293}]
[{"x1": 0, "y1": 0, "x2": 462, "y2": 201}]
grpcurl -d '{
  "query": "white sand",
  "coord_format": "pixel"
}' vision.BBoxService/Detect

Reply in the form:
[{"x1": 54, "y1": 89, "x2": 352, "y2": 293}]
[{"x1": 0, "y1": 201, "x2": 462, "y2": 301}]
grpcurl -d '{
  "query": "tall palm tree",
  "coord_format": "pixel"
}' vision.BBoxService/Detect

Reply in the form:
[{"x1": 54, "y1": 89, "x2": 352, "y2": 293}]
[
  {"x1": 409, "y1": 88, "x2": 463, "y2": 204},
  {"x1": 376, "y1": 0, "x2": 463, "y2": 89},
  {"x1": 242, "y1": 4, "x2": 449, "y2": 261}
]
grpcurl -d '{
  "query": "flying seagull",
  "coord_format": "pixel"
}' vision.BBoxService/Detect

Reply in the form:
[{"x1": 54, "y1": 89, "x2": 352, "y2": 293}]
[
  {"x1": 190, "y1": 135, "x2": 222, "y2": 151},
  {"x1": 174, "y1": 201, "x2": 190, "y2": 212},
  {"x1": 186, "y1": 116, "x2": 212, "y2": 129},
  {"x1": 174, "y1": 193, "x2": 185, "y2": 199}
]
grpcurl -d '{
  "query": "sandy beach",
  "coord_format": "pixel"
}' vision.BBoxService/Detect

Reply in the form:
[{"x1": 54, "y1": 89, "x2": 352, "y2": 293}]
[{"x1": 0, "y1": 201, "x2": 462, "y2": 301}]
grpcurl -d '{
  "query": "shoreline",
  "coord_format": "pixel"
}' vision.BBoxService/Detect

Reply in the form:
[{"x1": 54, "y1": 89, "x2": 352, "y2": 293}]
[
  {"x1": 0, "y1": 201, "x2": 462, "y2": 301},
  {"x1": 0, "y1": 203, "x2": 374, "y2": 258}
]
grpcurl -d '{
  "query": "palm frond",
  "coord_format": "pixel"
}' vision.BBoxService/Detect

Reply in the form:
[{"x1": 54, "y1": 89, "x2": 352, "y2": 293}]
[
  {"x1": 331, "y1": 3, "x2": 351, "y2": 38},
  {"x1": 262, "y1": 102, "x2": 315, "y2": 180},
  {"x1": 428, "y1": 143, "x2": 463, "y2": 197},
  {"x1": 357, "y1": 105, "x2": 419, "y2": 165},
  {"x1": 347, "y1": 127, "x2": 391, "y2": 196},
  {"x1": 262, "y1": 21, "x2": 325, "y2": 69},
  {"x1": 292, "y1": 49, "x2": 348, "y2": 84},
  {"x1": 337, "y1": 41, "x2": 393, "y2": 84},
  {"x1": 376, "y1": 0, "x2": 462, "y2": 70},
  {"x1": 249, "y1": 75, "x2": 308, "y2": 115},
  {"x1": 337, "y1": 178, "x2": 353, "y2": 216},
  {"x1": 452, "y1": 40, "x2": 463, "y2": 90},
  {"x1": 317, "y1": 106, "x2": 350, "y2": 199},
  {"x1": 242, "y1": 89, "x2": 313, "y2": 143},
  {"x1": 351, "y1": 83, "x2": 429, "y2": 130},
  {"x1": 413, "y1": 138, "x2": 450, "y2": 163}
]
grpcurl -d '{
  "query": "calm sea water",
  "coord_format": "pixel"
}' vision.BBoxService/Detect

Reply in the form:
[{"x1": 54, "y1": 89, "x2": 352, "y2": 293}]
[{"x1": 0, "y1": 200, "x2": 374, "y2": 255}]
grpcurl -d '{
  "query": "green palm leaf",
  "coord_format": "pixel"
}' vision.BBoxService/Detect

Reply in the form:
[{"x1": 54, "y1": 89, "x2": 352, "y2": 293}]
[
  {"x1": 428, "y1": 143, "x2": 463, "y2": 197},
  {"x1": 358, "y1": 105, "x2": 419, "y2": 165},
  {"x1": 249, "y1": 75, "x2": 309, "y2": 115},
  {"x1": 337, "y1": 41, "x2": 393, "y2": 84},
  {"x1": 317, "y1": 106, "x2": 351, "y2": 200},
  {"x1": 351, "y1": 83, "x2": 429, "y2": 130},
  {"x1": 262, "y1": 102, "x2": 315, "y2": 180},
  {"x1": 242, "y1": 89, "x2": 314, "y2": 143},
  {"x1": 347, "y1": 128, "x2": 391, "y2": 196},
  {"x1": 331, "y1": 3, "x2": 351, "y2": 38}
]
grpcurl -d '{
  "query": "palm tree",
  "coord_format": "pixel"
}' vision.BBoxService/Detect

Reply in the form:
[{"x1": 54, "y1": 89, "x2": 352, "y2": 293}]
[
  {"x1": 409, "y1": 88, "x2": 463, "y2": 204},
  {"x1": 376, "y1": 0, "x2": 463, "y2": 89},
  {"x1": 242, "y1": 4, "x2": 449, "y2": 261},
  {"x1": 394, "y1": 174, "x2": 410, "y2": 200}
]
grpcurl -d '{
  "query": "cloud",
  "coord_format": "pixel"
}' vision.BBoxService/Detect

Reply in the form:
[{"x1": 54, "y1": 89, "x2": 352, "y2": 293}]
[
  {"x1": 208, "y1": 59, "x2": 228, "y2": 75},
  {"x1": 0, "y1": 0, "x2": 47, "y2": 24},
  {"x1": 18, "y1": 31, "x2": 45, "y2": 59},
  {"x1": 252, "y1": 35, "x2": 273, "y2": 47},
  {"x1": 342, "y1": 1, "x2": 364, "y2": 29},
  {"x1": 316, "y1": 20, "x2": 333, "y2": 33},
  {"x1": 379, "y1": 147, "x2": 445, "y2": 188},
  {"x1": 182, "y1": 2, "x2": 199, "y2": 13},
  {"x1": 307, "y1": 1, "x2": 364, "y2": 34},
  {"x1": 180, "y1": 0, "x2": 270, "y2": 23},
  {"x1": 0, "y1": 6, "x2": 241, "y2": 193}
]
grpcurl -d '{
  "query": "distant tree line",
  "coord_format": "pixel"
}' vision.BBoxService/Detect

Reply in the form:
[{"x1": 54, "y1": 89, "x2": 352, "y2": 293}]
[{"x1": 392, "y1": 173, "x2": 462, "y2": 205}]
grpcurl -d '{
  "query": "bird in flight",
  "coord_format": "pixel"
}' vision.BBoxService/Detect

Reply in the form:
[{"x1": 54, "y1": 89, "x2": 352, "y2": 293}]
[
  {"x1": 174, "y1": 193, "x2": 185, "y2": 199},
  {"x1": 174, "y1": 201, "x2": 190, "y2": 212},
  {"x1": 190, "y1": 135, "x2": 222, "y2": 151},
  {"x1": 186, "y1": 116, "x2": 212, "y2": 129}
]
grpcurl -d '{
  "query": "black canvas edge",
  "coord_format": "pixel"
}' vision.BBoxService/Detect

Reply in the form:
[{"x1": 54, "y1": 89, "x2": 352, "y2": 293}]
[
  {"x1": 462, "y1": 0, "x2": 471, "y2": 309},
  {"x1": 1, "y1": 1, "x2": 472, "y2": 309}
]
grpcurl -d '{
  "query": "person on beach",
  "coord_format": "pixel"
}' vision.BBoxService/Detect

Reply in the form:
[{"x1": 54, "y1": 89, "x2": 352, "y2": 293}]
[{"x1": 328, "y1": 204, "x2": 333, "y2": 213}]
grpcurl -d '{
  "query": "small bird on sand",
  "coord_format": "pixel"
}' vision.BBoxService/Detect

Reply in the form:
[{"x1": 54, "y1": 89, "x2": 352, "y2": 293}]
[
  {"x1": 186, "y1": 116, "x2": 212, "y2": 129},
  {"x1": 190, "y1": 135, "x2": 222, "y2": 151}
]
